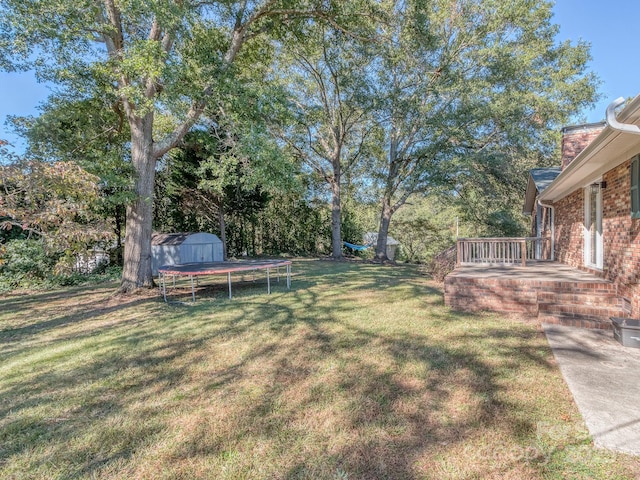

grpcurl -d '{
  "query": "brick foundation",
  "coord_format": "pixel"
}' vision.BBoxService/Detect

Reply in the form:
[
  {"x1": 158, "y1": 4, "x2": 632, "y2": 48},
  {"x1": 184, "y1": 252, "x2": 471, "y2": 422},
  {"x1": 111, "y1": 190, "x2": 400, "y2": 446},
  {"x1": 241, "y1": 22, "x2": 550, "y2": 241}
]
[{"x1": 444, "y1": 273, "x2": 627, "y2": 329}]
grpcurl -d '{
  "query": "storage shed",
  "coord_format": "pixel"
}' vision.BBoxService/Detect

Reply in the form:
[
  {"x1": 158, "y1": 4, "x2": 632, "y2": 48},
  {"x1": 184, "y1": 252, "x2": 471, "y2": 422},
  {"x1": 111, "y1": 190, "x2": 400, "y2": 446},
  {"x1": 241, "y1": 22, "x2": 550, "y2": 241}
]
[
  {"x1": 363, "y1": 232, "x2": 401, "y2": 260},
  {"x1": 151, "y1": 232, "x2": 224, "y2": 275}
]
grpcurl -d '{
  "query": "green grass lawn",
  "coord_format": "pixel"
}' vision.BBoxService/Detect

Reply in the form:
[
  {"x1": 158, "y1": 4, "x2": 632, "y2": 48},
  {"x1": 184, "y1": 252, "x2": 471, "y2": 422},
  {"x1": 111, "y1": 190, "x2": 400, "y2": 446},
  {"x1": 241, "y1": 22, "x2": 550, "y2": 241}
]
[{"x1": 1, "y1": 259, "x2": 639, "y2": 479}]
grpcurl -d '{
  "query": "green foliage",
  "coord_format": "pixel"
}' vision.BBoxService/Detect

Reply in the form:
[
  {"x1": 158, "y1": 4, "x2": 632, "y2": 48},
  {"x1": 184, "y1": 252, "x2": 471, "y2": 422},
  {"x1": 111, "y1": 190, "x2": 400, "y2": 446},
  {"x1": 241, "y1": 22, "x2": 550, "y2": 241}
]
[
  {"x1": 0, "y1": 239, "x2": 122, "y2": 292},
  {"x1": 10, "y1": 95, "x2": 135, "y2": 201},
  {"x1": 275, "y1": 22, "x2": 381, "y2": 257},
  {"x1": 154, "y1": 127, "x2": 330, "y2": 257},
  {"x1": 446, "y1": 150, "x2": 539, "y2": 237},
  {"x1": 9, "y1": 95, "x2": 134, "y2": 261},
  {"x1": 0, "y1": 239, "x2": 58, "y2": 290},
  {"x1": 231, "y1": 196, "x2": 323, "y2": 256},
  {"x1": 1, "y1": 0, "x2": 600, "y2": 271},
  {"x1": 390, "y1": 196, "x2": 458, "y2": 264},
  {"x1": 341, "y1": 207, "x2": 368, "y2": 251},
  {"x1": 0, "y1": 156, "x2": 114, "y2": 273},
  {"x1": 155, "y1": 121, "x2": 295, "y2": 250},
  {"x1": 54, "y1": 265, "x2": 123, "y2": 287},
  {"x1": 1, "y1": 0, "x2": 382, "y2": 289},
  {"x1": 363, "y1": 0, "x2": 598, "y2": 244}
]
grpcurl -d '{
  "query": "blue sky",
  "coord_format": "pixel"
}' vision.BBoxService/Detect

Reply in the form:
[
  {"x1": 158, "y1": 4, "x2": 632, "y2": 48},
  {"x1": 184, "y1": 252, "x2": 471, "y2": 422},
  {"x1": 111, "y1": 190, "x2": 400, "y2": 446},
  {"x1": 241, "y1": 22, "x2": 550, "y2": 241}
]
[
  {"x1": 1, "y1": 1, "x2": 639, "y2": 152},
  {"x1": 552, "y1": 0, "x2": 640, "y2": 122}
]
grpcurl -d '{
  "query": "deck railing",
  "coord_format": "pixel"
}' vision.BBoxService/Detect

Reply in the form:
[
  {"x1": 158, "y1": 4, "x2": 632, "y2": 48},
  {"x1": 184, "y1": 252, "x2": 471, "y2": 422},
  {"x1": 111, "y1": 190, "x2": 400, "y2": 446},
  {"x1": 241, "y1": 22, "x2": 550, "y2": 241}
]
[{"x1": 456, "y1": 237, "x2": 552, "y2": 266}]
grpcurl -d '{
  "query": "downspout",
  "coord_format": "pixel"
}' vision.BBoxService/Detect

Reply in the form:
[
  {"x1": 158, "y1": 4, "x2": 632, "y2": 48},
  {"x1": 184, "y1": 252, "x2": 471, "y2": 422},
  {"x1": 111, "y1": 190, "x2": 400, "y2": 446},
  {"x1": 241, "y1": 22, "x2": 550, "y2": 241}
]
[
  {"x1": 537, "y1": 199, "x2": 555, "y2": 261},
  {"x1": 535, "y1": 202, "x2": 542, "y2": 259},
  {"x1": 606, "y1": 97, "x2": 640, "y2": 135}
]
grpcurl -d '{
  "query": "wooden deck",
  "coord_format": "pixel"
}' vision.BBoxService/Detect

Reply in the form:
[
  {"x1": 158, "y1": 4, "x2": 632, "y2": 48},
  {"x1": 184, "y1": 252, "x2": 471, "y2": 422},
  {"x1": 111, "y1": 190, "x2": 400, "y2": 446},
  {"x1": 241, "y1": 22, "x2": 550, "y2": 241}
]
[
  {"x1": 444, "y1": 262, "x2": 630, "y2": 329},
  {"x1": 447, "y1": 261, "x2": 610, "y2": 283}
]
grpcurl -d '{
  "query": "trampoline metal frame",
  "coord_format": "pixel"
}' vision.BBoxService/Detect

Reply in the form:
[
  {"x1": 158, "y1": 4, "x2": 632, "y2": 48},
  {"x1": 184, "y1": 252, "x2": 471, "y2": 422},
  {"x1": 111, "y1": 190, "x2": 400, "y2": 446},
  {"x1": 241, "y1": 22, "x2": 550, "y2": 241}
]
[{"x1": 158, "y1": 260, "x2": 292, "y2": 303}]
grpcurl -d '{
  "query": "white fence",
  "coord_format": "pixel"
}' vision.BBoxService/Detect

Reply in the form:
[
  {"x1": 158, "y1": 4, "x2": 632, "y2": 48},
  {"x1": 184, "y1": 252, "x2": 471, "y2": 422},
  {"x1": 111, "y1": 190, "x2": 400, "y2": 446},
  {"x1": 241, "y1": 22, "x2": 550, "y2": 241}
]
[{"x1": 456, "y1": 237, "x2": 552, "y2": 266}]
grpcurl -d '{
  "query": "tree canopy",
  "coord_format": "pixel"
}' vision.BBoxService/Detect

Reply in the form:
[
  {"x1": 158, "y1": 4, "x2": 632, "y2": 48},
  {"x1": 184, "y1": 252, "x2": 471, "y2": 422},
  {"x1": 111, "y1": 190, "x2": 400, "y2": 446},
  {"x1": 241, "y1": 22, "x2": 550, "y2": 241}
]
[
  {"x1": 363, "y1": 0, "x2": 597, "y2": 258},
  {"x1": 0, "y1": 154, "x2": 112, "y2": 272},
  {"x1": 276, "y1": 24, "x2": 378, "y2": 258},
  {"x1": 1, "y1": 0, "x2": 377, "y2": 290},
  {"x1": 1, "y1": 0, "x2": 599, "y2": 278}
]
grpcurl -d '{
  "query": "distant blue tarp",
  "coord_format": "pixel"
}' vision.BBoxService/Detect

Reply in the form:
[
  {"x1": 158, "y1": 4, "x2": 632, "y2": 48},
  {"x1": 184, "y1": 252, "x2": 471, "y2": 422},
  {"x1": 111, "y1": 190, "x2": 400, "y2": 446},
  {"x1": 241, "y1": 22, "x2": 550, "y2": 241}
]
[{"x1": 343, "y1": 241, "x2": 371, "y2": 251}]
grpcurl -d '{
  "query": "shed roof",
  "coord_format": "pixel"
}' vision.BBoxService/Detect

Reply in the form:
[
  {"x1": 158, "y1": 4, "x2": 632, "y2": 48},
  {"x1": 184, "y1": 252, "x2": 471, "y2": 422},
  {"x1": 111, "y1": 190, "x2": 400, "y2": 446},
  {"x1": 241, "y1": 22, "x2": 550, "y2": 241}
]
[
  {"x1": 523, "y1": 167, "x2": 561, "y2": 215},
  {"x1": 152, "y1": 233, "x2": 194, "y2": 246},
  {"x1": 364, "y1": 232, "x2": 400, "y2": 246},
  {"x1": 152, "y1": 232, "x2": 223, "y2": 246}
]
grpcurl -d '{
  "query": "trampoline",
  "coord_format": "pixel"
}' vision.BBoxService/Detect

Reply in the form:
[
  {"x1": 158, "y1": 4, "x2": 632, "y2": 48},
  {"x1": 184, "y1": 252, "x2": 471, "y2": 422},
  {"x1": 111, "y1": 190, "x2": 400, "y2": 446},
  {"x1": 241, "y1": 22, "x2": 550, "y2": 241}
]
[{"x1": 158, "y1": 259, "x2": 292, "y2": 303}]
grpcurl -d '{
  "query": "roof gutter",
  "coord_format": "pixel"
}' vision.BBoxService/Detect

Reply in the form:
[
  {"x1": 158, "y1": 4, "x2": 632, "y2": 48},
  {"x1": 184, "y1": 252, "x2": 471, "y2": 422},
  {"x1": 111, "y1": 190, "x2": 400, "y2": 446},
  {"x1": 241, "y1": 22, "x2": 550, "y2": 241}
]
[{"x1": 606, "y1": 97, "x2": 640, "y2": 135}]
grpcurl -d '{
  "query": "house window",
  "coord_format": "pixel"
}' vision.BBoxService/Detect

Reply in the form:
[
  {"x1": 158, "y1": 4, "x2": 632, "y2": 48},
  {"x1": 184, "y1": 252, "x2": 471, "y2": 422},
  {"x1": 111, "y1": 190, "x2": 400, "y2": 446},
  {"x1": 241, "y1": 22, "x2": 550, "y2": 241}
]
[{"x1": 632, "y1": 156, "x2": 640, "y2": 219}]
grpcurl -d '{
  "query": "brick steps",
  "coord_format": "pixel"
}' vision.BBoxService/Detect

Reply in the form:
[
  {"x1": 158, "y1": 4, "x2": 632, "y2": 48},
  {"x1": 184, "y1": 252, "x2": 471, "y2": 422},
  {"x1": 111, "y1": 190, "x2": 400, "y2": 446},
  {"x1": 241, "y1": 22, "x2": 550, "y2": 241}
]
[
  {"x1": 538, "y1": 314, "x2": 615, "y2": 330},
  {"x1": 536, "y1": 290, "x2": 629, "y2": 329},
  {"x1": 538, "y1": 303, "x2": 626, "y2": 318},
  {"x1": 537, "y1": 291, "x2": 623, "y2": 307},
  {"x1": 445, "y1": 268, "x2": 630, "y2": 330},
  {"x1": 538, "y1": 301, "x2": 626, "y2": 316}
]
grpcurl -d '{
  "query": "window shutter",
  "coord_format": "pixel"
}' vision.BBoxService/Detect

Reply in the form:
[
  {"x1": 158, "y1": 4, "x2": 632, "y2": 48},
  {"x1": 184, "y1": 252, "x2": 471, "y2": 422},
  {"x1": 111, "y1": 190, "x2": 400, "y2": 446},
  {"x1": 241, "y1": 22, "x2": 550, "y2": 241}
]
[{"x1": 632, "y1": 156, "x2": 640, "y2": 218}]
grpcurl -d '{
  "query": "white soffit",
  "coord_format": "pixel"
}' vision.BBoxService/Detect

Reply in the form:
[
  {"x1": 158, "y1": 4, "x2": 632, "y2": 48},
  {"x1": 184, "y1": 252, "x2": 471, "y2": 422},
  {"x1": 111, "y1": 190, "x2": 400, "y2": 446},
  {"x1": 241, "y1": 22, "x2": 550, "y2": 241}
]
[{"x1": 539, "y1": 95, "x2": 640, "y2": 202}]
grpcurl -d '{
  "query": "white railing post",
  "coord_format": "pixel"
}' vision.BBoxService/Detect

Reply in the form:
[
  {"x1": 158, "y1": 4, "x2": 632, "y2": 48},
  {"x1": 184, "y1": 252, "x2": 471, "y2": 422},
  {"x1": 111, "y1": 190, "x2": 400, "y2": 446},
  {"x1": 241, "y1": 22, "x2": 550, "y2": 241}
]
[{"x1": 456, "y1": 236, "x2": 553, "y2": 266}]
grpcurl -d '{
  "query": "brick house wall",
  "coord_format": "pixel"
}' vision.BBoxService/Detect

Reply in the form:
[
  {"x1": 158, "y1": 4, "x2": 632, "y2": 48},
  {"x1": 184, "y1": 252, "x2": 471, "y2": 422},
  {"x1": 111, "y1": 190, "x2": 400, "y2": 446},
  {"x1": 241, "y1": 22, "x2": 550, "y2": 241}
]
[
  {"x1": 561, "y1": 123, "x2": 605, "y2": 170},
  {"x1": 602, "y1": 160, "x2": 640, "y2": 316},
  {"x1": 554, "y1": 188, "x2": 584, "y2": 268},
  {"x1": 553, "y1": 157, "x2": 640, "y2": 316}
]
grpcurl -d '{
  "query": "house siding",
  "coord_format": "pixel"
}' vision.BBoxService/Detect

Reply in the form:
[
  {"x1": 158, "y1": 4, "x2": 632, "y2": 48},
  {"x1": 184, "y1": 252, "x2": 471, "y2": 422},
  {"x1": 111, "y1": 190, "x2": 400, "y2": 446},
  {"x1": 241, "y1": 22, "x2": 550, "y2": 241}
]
[
  {"x1": 530, "y1": 204, "x2": 552, "y2": 237},
  {"x1": 553, "y1": 158, "x2": 640, "y2": 316},
  {"x1": 529, "y1": 203, "x2": 553, "y2": 259}
]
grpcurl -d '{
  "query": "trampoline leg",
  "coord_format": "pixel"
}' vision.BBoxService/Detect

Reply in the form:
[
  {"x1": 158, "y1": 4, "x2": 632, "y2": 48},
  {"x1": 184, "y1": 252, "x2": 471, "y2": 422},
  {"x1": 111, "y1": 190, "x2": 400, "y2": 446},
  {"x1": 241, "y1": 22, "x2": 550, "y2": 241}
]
[
  {"x1": 228, "y1": 272, "x2": 232, "y2": 300},
  {"x1": 162, "y1": 273, "x2": 167, "y2": 303},
  {"x1": 277, "y1": 266, "x2": 280, "y2": 283},
  {"x1": 190, "y1": 275, "x2": 195, "y2": 302},
  {"x1": 267, "y1": 267, "x2": 271, "y2": 294},
  {"x1": 287, "y1": 264, "x2": 291, "y2": 289}
]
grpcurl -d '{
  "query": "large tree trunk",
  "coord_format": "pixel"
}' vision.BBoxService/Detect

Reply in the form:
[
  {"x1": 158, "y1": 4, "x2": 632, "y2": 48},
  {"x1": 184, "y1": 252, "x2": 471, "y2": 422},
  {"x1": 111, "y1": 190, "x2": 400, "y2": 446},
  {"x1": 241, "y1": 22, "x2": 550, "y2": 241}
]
[
  {"x1": 375, "y1": 194, "x2": 394, "y2": 261},
  {"x1": 330, "y1": 175, "x2": 342, "y2": 259},
  {"x1": 218, "y1": 197, "x2": 227, "y2": 260},
  {"x1": 120, "y1": 117, "x2": 156, "y2": 292},
  {"x1": 113, "y1": 203, "x2": 125, "y2": 265},
  {"x1": 376, "y1": 136, "x2": 400, "y2": 262}
]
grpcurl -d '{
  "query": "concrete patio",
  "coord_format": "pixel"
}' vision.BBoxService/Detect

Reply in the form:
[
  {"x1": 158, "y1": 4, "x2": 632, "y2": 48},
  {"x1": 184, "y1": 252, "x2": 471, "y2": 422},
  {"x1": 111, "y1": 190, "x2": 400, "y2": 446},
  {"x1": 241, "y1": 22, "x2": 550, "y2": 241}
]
[
  {"x1": 446, "y1": 263, "x2": 640, "y2": 455},
  {"x1": 544, "y1": 323, "x2": 640, "y2": 455}
]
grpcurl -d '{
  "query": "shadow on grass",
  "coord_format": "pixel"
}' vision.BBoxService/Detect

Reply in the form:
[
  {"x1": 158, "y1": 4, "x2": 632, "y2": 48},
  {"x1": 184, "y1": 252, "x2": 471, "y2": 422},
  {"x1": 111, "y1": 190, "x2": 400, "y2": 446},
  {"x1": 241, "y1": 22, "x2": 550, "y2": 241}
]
[
  {"x1": 0, "y1": 294, "x2": 161, "y2": 348},
  {"x1": 0, "y1": 260, "x2": 601, "y2": 479}
]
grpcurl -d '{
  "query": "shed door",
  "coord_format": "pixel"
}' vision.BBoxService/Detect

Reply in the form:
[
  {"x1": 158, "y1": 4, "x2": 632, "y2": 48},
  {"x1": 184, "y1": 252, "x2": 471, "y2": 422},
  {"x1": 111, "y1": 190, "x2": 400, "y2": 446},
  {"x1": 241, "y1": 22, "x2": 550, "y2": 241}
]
[{"x1": 184, "y1": 244, "x2": 214, "y2": 263}]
